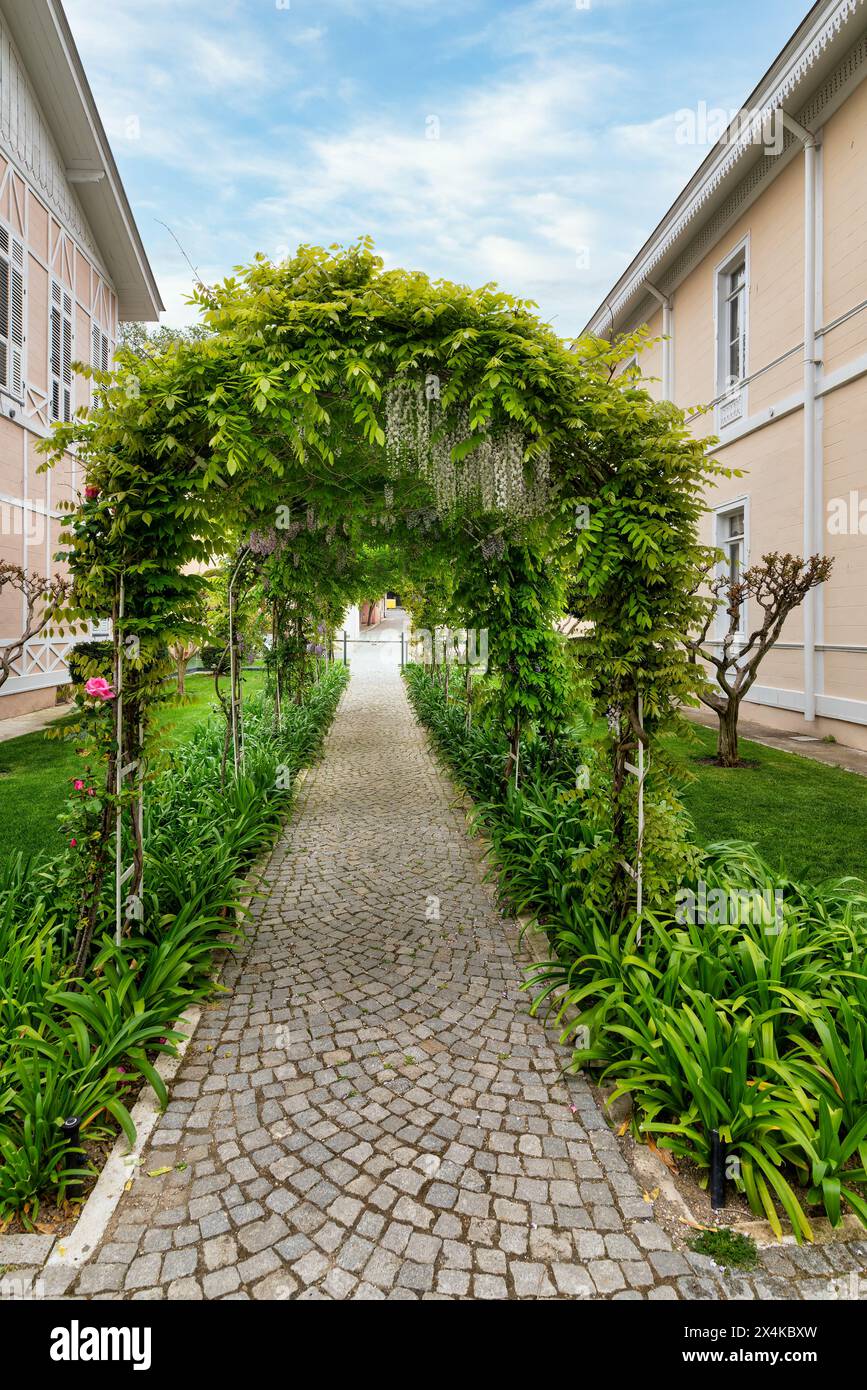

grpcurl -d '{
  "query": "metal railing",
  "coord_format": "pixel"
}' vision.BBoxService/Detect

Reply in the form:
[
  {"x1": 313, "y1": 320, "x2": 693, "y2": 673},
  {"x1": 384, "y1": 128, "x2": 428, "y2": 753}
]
[{"x1": 333, "y1": 631, "x2": 408, "y2": 667}]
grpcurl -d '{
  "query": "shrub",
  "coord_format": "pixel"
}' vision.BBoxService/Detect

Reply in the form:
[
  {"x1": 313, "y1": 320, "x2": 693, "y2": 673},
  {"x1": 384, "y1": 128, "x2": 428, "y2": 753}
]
[{"x1": 406, "y1": 663, "x2": 867, "y2": 1242}]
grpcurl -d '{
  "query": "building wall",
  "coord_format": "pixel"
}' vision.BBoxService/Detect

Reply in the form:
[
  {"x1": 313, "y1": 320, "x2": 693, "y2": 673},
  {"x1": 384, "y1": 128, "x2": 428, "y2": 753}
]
[
  {"x1": 0, "y1": 10, "x2": 118, "y2": 717},
  {"x1": 621, "y1": 67, "x2": 867, "y2": 750}
]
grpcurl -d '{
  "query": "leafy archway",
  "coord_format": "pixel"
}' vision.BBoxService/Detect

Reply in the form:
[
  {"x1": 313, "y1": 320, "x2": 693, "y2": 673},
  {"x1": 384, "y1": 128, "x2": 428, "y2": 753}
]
[{"x1": 43, "y1": 240, "x2": 719, "y2": 964}]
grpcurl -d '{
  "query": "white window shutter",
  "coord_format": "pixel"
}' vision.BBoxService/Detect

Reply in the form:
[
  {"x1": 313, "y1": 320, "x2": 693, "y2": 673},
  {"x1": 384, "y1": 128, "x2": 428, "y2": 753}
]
[
  {"x1": 0, "y1": 226, "x2": 21, "y2": 396},
  {"x1": 0, "y1": 255, "x2": 8, "y2": 391},
  {"x1": 51, "y1": 284, "x2": 61, "y2": 418},
  {"x1": 51, "y1": 280, "x2": 74, "y2": 422},
  {"x1": 10, "y1": 237, "x2": 24, "y2": 398},
  {"x1": 62, "y1": 291, "x2": 73, "y2": 422}
]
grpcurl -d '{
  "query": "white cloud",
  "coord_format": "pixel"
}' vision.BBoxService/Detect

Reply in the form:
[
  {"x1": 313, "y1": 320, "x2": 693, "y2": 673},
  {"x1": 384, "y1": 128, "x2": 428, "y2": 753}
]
[{"x1": 64, "y1": 0, "x2": 790, "y2": 336}]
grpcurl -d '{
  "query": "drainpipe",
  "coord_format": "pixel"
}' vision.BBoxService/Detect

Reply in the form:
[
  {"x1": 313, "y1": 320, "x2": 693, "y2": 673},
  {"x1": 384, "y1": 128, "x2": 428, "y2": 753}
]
[
  {"x1": 782, "y1": 112, "x2": 819, "y2": 722},
  {"x1": 646, "y1": 282, "x2": 673, "y2": 400}
]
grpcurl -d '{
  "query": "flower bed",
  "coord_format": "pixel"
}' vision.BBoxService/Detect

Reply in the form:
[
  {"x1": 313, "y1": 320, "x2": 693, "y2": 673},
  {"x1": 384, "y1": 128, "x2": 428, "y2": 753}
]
[
  {"x1": 405, "y1": 663, "x2": 867, "y2": 1241},
  {"x1": 0, "y1": 667, "x2": 347, "y2": 1224}
]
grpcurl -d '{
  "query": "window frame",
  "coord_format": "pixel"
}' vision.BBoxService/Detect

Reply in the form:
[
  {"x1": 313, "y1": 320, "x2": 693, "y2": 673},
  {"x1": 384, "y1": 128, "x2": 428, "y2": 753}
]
[
  {"x1": 714, "y1": 237, "x2": 750, "y2": 403},
  {"x1": 714, "y1": 496, "x2": 749, "y2": 640}
]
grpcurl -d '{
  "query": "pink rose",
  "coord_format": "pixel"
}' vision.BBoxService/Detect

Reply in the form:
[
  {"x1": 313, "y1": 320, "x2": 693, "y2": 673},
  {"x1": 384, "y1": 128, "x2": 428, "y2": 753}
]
[
  {"x1": 73, "y1": 779, "x2": 85, "y2": 791},
  {"x1": 69, "y1": 838, "x2": 77, "y2": 848},
  {"x1": 84, "y1": 677, "x2": 115, "y2": 701},
  {"x1": 84, "y1": 484, "x2": 100, "y2": 501}
]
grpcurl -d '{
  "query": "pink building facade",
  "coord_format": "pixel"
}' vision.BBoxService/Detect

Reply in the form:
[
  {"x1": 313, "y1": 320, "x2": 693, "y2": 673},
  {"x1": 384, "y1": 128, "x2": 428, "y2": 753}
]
[{"x1": 0, "y1": 0, "x2": 161, "y2": 719}]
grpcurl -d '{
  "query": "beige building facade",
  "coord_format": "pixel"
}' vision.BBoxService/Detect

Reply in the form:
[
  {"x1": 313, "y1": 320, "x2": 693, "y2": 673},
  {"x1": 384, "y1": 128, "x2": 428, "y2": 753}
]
[
  {"x1": 0, "y1": 0, "x2": 161, "y2": 719},
  {"x1": 584, "y1": 0, "x2": 867, "y2": 750}
]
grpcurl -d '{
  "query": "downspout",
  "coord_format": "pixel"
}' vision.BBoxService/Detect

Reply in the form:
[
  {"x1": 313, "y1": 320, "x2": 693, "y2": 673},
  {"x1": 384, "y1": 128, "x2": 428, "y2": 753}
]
[
  {"x1": 646, "y1": 282, "x2": 673, "y2": 400},
  {"x1": 782, "y1": 112, "x2": 819, "y2": 722}
]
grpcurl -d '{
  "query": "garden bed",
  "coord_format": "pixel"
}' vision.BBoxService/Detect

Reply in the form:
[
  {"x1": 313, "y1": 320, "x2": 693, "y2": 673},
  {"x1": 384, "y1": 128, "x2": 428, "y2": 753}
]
[
  {"x1": 405, "y1": 662, "x2": 867, "y2": 1245},
  {"x1": 0, "y1": 667, "x2": 348, "y2": 1227}
]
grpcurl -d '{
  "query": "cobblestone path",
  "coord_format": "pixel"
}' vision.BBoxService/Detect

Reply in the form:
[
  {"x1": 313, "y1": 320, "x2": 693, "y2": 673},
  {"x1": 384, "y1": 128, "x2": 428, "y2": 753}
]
[{"x1": 67, "y1": 669, "x2": 867, "y2": 1300}]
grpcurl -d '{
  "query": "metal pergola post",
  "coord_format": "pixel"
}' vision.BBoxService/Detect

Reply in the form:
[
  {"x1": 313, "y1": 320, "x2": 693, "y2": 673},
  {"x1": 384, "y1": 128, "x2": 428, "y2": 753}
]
[
  {"x1": 114, "y1": 577, "x2": 124, "y2": 946},
  {"x1": 114, "y1": 575, "x2": 145, "y2": 947},
  {"x1": 621, "y1": 693, "x2": 646, "y2": 941},
  {"x1": 227, "y1": 549, "x2": 249, "y2": 776}
]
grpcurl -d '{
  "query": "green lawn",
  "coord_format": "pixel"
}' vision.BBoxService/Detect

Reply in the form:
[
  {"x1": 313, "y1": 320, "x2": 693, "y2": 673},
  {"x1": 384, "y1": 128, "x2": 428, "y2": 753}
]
[
  {"x1": 3, "y1": 681, "x2": 864, "y2": 884},
  {"x1": 664, "y1": 720, "x2": 867, "y2": 883},
  {"x1": 0, "y1": 670, "x2": 264, "y2": 864}
]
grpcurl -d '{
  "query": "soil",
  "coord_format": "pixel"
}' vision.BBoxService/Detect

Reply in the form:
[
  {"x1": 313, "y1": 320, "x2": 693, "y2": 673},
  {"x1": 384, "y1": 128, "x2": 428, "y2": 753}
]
[
  {"x1": 590, "y1": 1075, "x2": 865, "y2": 1249},
  {"x1": 0, "y1": 1068, "x2": 150, "y2": 1240},
  {"x1": 0, "y1": 1133, "x2": 116, "y2": 1239}
]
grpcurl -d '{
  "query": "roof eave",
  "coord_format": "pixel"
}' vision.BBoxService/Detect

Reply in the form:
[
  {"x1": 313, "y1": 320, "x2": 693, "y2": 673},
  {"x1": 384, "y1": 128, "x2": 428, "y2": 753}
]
[
  {"x1": 0, "y1": 0, "x2": 163, "y2": 321},
  {"x1": 582, "y1": 0, "x2": 865, "y2": 338}
]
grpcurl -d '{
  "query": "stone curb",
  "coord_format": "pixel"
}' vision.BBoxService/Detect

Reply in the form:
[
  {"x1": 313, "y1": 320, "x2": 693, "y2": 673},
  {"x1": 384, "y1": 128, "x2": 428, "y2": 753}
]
[{"x1": 36, "y1": 1003, "x2": 202, "y2": 1296}]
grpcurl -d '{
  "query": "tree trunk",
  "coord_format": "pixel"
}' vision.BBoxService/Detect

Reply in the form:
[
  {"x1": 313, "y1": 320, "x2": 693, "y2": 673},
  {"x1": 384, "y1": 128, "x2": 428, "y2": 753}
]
[
  {"x1": 177, "y1": 657, "x2": 188, "y2": 698},
  {"x1": 72, "y1": 744, "x2": 117, "y2": 976},
  {"x1": 716, "y1": 699, "x2": 740, "y2": 767},
  {"x1": 503, "y1": 723, "x2": 520, "y2": 787}
]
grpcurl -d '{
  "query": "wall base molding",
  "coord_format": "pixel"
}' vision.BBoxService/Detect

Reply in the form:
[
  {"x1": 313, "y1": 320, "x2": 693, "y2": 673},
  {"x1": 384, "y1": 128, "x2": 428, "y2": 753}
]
[{"x1": 746, "y1": 682, "x2": 867, "y2": 726}]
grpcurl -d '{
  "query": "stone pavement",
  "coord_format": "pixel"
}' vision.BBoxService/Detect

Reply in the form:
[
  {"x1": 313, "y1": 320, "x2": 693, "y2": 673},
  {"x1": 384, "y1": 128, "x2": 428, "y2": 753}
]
[
  {"x1": 0, "y1": 700, "x2": 71, "y2": 744},
  {"x1": 62, "y1": 667, "x2": 867, "y2": 1300}
]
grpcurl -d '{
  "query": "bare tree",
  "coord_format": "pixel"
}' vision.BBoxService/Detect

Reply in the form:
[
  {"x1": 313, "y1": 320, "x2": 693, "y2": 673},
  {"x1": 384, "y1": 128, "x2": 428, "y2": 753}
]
[
  {"x1": 168, "y1": 638, "x2": 198, "y2": 697},
  {"x1": 0, "y1": 563, "x2": 71, "y2": 690},
  {"x1": 686, "y1": 552, "x2": 834, "y2": 767}
]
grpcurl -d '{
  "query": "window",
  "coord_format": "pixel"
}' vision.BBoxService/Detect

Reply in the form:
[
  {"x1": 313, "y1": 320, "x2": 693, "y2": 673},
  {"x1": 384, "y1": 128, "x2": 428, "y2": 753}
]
[
  {"x1": 716, "y1": 503, "x2": 747, "y2": 636},
  {"x1": 50, "y1": 281, "x2": 73, "y2": 422},
  {"x1": 715, "y1": 243, "x2": 749, "y2": 414},
  {"x1": 0, "y1": 225, "x2": 24, "y2": 398},
  {"x1": 723, "y1": 260, "x2": 746, "y2": 389}
]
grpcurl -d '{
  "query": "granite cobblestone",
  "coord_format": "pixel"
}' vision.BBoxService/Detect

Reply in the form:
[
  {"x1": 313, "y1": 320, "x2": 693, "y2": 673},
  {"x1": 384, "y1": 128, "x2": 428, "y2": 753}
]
[{"x1": 63, "y1": 667, "x2": 867, "y2": 1300}]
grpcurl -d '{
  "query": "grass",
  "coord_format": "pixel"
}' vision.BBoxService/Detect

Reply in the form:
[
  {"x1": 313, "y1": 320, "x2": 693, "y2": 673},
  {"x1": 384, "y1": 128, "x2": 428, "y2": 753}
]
[
  {"x1": 664, "y1": 719, "x2": 867, "y2": 883},
  {"x1": 0, "y1": 670, "x2": 264, "y2": 864},
  {"x1": 687, "y1": 1228, "x2": 759, "y2": 1271}
]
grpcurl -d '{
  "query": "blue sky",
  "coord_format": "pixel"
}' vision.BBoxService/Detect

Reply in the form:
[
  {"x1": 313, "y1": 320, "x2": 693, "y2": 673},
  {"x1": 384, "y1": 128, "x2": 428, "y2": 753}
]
[{"x1": 65, "y1": 0, "x2": 809, "y2": 334}]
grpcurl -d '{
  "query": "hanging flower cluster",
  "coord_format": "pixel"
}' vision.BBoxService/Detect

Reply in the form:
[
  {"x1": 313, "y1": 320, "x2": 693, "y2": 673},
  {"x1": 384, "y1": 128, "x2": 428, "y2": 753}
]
[
  {"x1": 248, "y1": 527, "x2": 280, "y2": 556},
  {"x1": 384, "y1": 379, "x2": 550, "y2": 517}
]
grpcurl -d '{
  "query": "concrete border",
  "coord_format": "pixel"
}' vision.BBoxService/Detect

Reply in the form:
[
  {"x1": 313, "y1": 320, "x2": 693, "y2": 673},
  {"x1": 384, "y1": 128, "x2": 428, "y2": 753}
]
[{"x1": 38, "y1": 1004, "x2": 201, "y2": 1296}]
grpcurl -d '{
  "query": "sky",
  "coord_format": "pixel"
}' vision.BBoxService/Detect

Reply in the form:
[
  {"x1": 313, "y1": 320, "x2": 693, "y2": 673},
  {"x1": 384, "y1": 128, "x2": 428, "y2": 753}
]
[{"x1": 64, "y1": 0, "x2": 811, "y2": 336}]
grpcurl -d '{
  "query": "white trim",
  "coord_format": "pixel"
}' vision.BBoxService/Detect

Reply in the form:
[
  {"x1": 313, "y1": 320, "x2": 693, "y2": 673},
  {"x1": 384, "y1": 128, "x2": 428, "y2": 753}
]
[
  {"x1": 0, "y1": 669, "x2": 70, "y2": 695},
  {"x1": 818, "y1": 346, "x2": 867, "y2": 395},
  {"x1": 713, "y1": 236, "x2": 750, "y2": 430},
  {"x1": 745, "y1": 683, "x2": 806, "y2": 713},
  {"x1": 707, "y1": 388, "x2": 804, "y2": 450},
  {"x1": 817, "y1": 691, "x2": 867, "y2": 723},
  {"x1": 703, "y1": 337, "x2": 867, "y2": 452},
  {"x1": 744, "y1": 683, "x2": 867, "y2": 726},
  {"x1": 712, "y1": 494, "x2": 750, "y2": 638}
]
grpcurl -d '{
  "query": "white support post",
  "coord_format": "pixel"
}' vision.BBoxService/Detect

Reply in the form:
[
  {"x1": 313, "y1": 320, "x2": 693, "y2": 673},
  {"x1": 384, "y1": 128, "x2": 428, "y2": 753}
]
[
  {"x1": 620, "y1": 694, "x2": 646, "y2": 940},
  {"x1": 114, "y1": 577, "x2": 124, "y2": 947},
  {"x1": 114, "y1": 575, "x2": 146, "y2": 946},
  {"x1": 228, "y1": 549, "x2": 249, "y2": 776}
]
